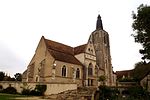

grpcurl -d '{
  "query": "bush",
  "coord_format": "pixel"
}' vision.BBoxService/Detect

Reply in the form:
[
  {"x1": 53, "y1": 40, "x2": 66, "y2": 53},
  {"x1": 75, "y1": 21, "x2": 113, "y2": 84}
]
[
  {"x1": 30, "y1": 90, "x2": 41, "y2": 96},
  {"x1": 21, "y1": 85, "x2": 47, "y2": 96},
  {"x1": 99, "y1": 85, "x2": 118, "y2": 100},
  {"x1": 21, "y1": 88, "x2": 30, "y2": 95},
  {"x1": 0, "y1": 85, "x2": 3, "y2": 89},
  {"x1": 2, "y1": 87, "x2": 17, "y2": 94},
  {"x1": 128, "y1": 86, "x2": 147, "y2": 99},
  {"x1": 0, "y1": 85, "x2": 3, "y2": 93},
  {"x1": 35, "y1": 85, "x2": 47, "y2": 96}
]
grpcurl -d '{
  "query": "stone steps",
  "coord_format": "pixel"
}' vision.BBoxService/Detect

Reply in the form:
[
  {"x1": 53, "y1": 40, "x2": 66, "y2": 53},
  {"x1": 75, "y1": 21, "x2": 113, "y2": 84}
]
[{"x1": 45, "y1": 87, "x2": 97, "y2": 100}]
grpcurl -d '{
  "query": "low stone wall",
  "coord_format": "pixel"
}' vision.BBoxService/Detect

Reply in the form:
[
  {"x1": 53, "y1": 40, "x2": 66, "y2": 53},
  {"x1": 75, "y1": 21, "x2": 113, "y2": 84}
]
[
  {"x1": 0, "y1": 81, "x2": 77, "y2": 95},
  {"x1": 117, "y1": 82, "x2": 137, "y2": 87}
]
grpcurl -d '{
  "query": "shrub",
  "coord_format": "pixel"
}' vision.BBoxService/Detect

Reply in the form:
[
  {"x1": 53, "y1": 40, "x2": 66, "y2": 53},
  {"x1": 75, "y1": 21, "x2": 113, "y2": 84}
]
[
  {"x1": 21, "y1": 85, "x2": 47, "y2": 96},
  {"x1": 34, "y1": 85, "x2": 47, "y2": 96},
  {"x1": 128, "y1": 86, "x2": 146, "y2": 99},
  {"x1": 3, "y1": 87, "x2": 17, "y2": 94},
  {"x1": 30, "y1": 90, "x2": 41, "y2": 96},
  {"x1": 99, "y1": 85, "x2": 119, "y2": 100},
  {"x1": 0, "y1": 85, "x2": 3, "y2": 93},
  {"x1": 0, "y1": 85, "x2": 3, "y2": 89},
  {"x1": 21, "y1": 88, "x2": 30, "y2": 95}
]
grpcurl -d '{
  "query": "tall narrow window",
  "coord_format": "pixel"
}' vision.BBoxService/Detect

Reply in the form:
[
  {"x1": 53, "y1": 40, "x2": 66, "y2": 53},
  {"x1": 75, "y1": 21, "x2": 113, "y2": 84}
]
[
  {"x1": 62, "y1": 65, "x2": 66, "y2": 77},
  {"x1": 35, "y1": 75, "x2": 39, "y2": 82},
  {"x1": 76, "y1": 68, "x2": 80, "y2": 79},
  {"x1": 95, "y1": 65, "x2": 98, "y2": 75},
  {"x1": 88, "y1": 63, "x2": 93, "y2": 76},
  {"x1": 104, "y1": 35, "x2": 106, "y2": 44}
]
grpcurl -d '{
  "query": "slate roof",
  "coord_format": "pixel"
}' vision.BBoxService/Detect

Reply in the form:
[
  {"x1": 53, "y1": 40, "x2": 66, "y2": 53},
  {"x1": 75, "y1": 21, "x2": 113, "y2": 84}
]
[{"x1": 44, "y1": 38, "x2": 85, "y2": 66}]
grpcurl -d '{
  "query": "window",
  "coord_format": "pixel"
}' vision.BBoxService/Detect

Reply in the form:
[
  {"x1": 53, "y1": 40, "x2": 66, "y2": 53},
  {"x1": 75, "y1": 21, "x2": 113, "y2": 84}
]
[
  {"x1": 62, "y1": 65, "x2": 66, "y2": 77},
  {"x1": 88, "y1": 48, "x2": 90, "y2": 52},
  {"x1": 40, "y1": 59, "x2": 45, "y2": 68},
  {"x1": 95, "y1": 66, "x2": 98, "y2": 75},
  {"x1": 39, "y1": 59, "x2": 45, "y2": 76},
  {"x1": 76, "y1": 68, "x2": 80, "y2": 79},
  {"x1": 35, "y1": 75, "x2": 39, "y2": 82},
  {"x1": 88, "y1": 63, "x2": 93, "y2": 76},
  {"x1": 91, "y1": 49, "x2": 93, "y2": 53}
]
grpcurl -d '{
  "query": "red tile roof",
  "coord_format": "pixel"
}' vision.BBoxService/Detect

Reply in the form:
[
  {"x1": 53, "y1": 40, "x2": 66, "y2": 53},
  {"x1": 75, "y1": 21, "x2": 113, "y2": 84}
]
[
  {"x1": 116, "y1": 70, "x2": 133, "y2": 79},
  {"x1": 74, "y1": 44, "x2": 87, "y2": 55},
  {"x1": 44, "y1": 38, "x2": 84, "y2": 66},
  {"x1": 45, "y1": 39, "x2": 74, "y2": 55}
]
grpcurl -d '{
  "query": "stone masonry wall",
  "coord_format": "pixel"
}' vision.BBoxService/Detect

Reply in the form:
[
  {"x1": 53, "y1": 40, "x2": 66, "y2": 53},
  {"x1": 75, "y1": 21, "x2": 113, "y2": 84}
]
[{"x1": 0, "y1": 81, "x2": 77, "y2": 95}]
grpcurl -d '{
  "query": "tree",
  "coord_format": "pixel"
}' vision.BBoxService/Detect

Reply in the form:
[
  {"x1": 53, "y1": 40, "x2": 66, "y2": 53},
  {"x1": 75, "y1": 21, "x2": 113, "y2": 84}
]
[
  {"x1": 98, "y1": 75, "x2": 106, "y2": 85},
  {"x1": 0, "y1": 71, "x2": 5, "y2": 81},
  {"x1": 132, "y1": 61, "x2": 150, "y2": 82},
  {"x1": 132, "y1": 4, "x2": 150, "y2": 61},
  {"x1": 14, "y1": 73, "x2": 22, "y2": 81}
]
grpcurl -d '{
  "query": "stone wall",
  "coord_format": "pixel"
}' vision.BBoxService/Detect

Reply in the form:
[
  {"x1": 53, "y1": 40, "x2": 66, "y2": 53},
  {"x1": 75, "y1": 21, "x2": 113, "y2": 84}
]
[{"x1": 0, "y1": 81, "x2": 77, "y2": 95}]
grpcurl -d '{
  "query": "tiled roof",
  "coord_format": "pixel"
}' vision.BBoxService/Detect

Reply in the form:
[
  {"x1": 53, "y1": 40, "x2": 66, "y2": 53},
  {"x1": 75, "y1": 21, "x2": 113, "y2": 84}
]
[
  {"x1": 45, "y1": 39, "x2": 74, "y2": 55},
  {"x1": 48, "y1": 49, "x2": 82, "y2": 65},
  {"x1": 74, "y1": 44, "x2": 87, "y2": 55},
  {"x1": 44, "y1": 38, "x2": 84, "y2": 66},
  {"x1": 116, "y1": 70, "x2": 133, "y2": 79}
]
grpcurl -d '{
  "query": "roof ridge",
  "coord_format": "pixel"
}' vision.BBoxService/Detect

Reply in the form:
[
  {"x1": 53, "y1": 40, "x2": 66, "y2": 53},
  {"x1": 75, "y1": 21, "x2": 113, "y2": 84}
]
[
  {"x1": 74, "y1": 43, "x2": 87, "y2": 48},
  {"x1": 45, "y1": 38, "x2": 74, "y2": 48}
]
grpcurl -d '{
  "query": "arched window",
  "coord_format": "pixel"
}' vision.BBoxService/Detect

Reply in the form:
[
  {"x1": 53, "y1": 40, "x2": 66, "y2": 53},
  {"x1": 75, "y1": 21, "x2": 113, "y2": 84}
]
[
  {"x1": 76, "y1": 68, "x2": 80, "y2": 79},
  {"x1": 62, "y1": 65, "x2": 66, "y2": 77},
  {"x1": 88, "y1": 63, "x2": 93, "y2": 76}
]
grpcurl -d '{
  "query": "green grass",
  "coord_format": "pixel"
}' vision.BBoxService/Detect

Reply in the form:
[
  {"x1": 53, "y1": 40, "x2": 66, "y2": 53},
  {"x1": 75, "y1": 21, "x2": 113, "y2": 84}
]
[{"x1": 0, "y1": 93, "x2": 30, "y2": 100}]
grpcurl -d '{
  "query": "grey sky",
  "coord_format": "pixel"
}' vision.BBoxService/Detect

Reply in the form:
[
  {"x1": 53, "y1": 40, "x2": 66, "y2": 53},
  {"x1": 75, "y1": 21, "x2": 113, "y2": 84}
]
[{"x1": 0, "y1": 0, "x2": 149, "y2": 77}]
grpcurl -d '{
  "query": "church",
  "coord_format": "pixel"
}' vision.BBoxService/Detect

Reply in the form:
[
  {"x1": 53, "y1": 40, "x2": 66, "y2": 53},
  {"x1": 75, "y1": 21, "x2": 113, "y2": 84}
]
[{"x1": 22, "y1": 15, "x2": 116, "y2": 87}]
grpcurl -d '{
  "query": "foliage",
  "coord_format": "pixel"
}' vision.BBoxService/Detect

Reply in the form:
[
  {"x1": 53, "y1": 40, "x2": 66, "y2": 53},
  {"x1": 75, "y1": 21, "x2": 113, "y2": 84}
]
[
  {"x1": 3, "y1": 76, "x2": 15, "y2": 81},
  {"x1": 0, "y1": 85, "x2": 3, "y2": 93},
  {"x1": 0, "y1": 72, "x2": 22, "y2": 81},
  {"x1": 98, "y1": 75, "x2": 106, "y2": 85},
  {"x1": 34, "y1": 85, "x2": 47, "y2": 96},
  {"x1": 21, "y1": 83, "x2": 32, "y2": 95},
  {"x1": 0, "y1": 85, "x2": 3, "y2": 89},
  {"x1": 128, "y1": 86, "x2": 146, "y2": 98},
  {"x1": 99, "y1": 85, "x2": 119, "y2": 100},
  {"x1": 21, "y1": 88, "x2": 31, "y2": 95},
  {"x1": 132, "y1": 61, "x2": 150, "y2": 82},
  {"x1": 14, "y1": 73, "x2": 22, "y2": 81},
  {"x1": 0, "y1": 72, "x2": 5, "y2": 81},
  {"x1": 132, "y1": 4, "x2": 150, "y2": 61},
  {"x1": 21, "y1": 84, "x2": 47, "y2": 96},
  {"x1": 2, "y1": 87, "x2": 17, "y2": 94}
]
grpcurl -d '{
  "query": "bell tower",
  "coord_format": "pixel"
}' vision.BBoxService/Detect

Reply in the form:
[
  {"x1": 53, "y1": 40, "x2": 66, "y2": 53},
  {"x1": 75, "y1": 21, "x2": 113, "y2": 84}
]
[{"x1": 88, "y1": 14, "x2": 113, "y2": 86}]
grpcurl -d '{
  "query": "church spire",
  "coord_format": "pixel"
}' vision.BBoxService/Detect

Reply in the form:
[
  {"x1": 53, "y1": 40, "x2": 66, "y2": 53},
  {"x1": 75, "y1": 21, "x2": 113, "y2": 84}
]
[{"x1": 96, "y1": 14, "x2": 103, "y2": 30}]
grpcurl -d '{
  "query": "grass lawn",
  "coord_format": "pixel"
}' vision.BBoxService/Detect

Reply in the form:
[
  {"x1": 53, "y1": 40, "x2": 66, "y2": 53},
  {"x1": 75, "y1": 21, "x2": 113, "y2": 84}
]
[{"x1": 0, "y1": 93, "x2": 31, "y2": 100}]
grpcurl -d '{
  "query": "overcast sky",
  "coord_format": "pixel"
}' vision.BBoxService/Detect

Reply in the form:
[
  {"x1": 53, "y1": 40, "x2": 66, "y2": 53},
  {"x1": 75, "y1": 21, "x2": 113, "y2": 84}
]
[{"x1": 0, "y1": 0, "x2": 150, "y2": 77}]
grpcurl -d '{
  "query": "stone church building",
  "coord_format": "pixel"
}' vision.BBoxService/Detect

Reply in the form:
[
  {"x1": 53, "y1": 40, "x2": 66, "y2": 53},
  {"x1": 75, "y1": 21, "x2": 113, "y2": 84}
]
[{"x1": 22, "y1": 15, "x2": 115, "y2": 87}]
